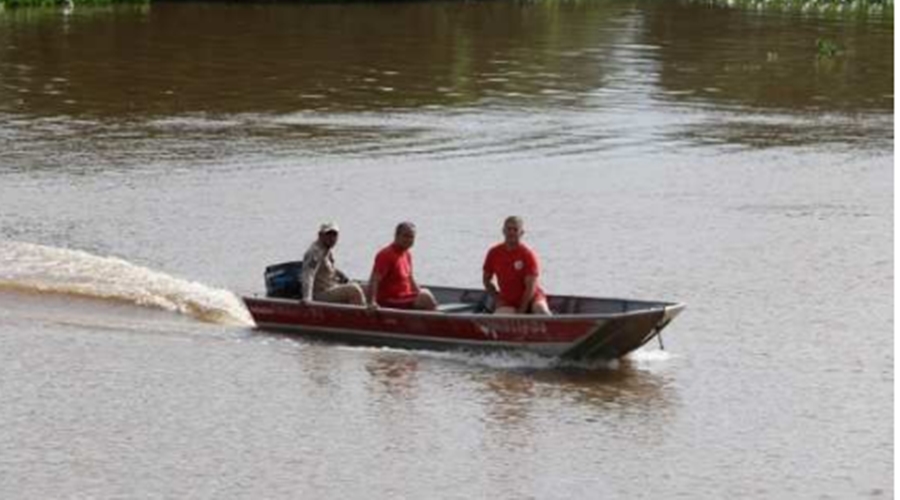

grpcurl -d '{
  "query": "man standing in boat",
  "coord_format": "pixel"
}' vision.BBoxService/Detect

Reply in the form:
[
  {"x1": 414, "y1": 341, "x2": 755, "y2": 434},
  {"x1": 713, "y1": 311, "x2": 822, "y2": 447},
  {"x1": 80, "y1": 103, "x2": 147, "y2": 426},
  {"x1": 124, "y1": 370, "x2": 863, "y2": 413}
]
[
  {"x1": 300, "y1": 222, "x2": 367, "y2": 306},
  {"x1": 483, "y1": 216, "x2": 552, "y2": 315},
  {"x1": 368, "y1": 222, "x2": 438, "y2": 310}
]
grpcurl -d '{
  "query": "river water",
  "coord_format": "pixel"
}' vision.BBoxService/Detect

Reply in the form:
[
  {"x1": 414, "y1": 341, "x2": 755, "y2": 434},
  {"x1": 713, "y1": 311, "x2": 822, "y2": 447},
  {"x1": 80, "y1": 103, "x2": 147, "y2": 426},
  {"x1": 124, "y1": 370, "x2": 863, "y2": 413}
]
[{"x1": 0, "y1": 1, "x2": 892, "y2": 498}]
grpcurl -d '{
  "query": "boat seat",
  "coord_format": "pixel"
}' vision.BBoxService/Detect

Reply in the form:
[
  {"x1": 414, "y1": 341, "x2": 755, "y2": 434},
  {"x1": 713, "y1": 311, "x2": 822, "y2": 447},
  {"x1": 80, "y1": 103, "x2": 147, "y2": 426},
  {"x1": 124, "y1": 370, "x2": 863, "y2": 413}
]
[{"x1": 437, "y1": 302, "x2": 478, "y2": 314}]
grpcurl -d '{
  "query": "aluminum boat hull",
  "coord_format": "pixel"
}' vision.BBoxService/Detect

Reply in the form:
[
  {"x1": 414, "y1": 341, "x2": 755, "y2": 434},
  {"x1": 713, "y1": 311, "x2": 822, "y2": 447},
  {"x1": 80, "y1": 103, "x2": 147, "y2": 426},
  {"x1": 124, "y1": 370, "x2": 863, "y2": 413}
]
[{"x1": 243, "y1": 286, "x2": 685, "y2": 361}]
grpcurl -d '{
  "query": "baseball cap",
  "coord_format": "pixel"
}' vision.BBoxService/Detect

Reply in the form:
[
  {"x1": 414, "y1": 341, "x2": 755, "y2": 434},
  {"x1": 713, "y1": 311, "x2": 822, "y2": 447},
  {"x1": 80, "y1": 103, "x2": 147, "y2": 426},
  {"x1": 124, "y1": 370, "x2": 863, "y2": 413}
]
[{"x1": 319, "y1": 222, "x2": 340, "y2": 234}]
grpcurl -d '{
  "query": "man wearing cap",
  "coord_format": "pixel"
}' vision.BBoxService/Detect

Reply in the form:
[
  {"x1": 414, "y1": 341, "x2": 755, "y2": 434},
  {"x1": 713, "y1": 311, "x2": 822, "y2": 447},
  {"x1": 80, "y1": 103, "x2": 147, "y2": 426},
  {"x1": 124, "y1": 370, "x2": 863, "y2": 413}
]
[
  {"x1": 300, "y1": 222, "x2": 366, "y2": 306},
  {"x1": 368, "y1": 221, "x2": 438, "y2": 310},
  {"x1": 482, "y1": 216, "x2": 551, "y2": 315}
]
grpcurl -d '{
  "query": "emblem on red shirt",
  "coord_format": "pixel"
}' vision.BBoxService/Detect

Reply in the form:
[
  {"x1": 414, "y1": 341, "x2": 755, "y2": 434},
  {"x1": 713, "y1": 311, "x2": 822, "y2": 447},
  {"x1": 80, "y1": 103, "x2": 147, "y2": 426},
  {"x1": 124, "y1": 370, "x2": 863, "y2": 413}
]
[{"x1": 514, "y1": 260, "x2": 524, "y2": 270}]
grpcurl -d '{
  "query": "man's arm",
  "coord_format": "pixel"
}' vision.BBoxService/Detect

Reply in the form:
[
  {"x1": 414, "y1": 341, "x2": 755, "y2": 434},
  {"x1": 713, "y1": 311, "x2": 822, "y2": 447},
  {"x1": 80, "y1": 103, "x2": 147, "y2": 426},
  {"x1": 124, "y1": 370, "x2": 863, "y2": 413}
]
[
  {"x1": 409, "y1": 274, "x2": 421, "y2": 294},
  {"x1": 407, "y1": 254, "x2": 420, "y2": 294},
  {"x1": 300, "y1": 249, "x2": 320, "y2": 302},
  {"x1": 482, "y1": 250, "x2": 498, "y2": 295},
  {"x1": 367, "y1": 271, "x2": 381, "y2": 308},
  {"x1": 483, "y1": 270, "x2": 498, "y2": 295}
]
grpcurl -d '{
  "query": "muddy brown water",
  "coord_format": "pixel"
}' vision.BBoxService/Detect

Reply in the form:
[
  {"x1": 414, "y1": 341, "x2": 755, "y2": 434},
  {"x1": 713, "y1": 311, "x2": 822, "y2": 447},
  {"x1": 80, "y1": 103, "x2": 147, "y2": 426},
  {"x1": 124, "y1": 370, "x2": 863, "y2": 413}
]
[{"x1": 0, "y1": 2, "x2": 892, "y2": 498}]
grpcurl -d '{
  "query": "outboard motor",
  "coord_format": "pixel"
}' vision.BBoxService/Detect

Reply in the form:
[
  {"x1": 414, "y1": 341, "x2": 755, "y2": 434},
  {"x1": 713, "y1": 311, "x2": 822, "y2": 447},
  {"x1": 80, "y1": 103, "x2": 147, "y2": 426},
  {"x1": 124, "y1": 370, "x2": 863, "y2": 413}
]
[{"x1": 264, "y1": 261, "x2": 304, "y2": 298}]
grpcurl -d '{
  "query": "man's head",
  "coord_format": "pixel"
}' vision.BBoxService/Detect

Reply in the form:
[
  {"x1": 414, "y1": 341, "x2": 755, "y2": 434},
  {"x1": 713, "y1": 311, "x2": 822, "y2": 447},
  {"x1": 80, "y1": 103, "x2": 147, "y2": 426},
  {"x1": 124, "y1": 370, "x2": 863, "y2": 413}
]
[
  {"x1": 318, "y1": 222, "x2": 340, "y2": 249},
  {"x1": 502, "y1": 216, "x2": 524, "y2": 246},
  {"x1": 393, "y1": 221, "x2": 417, "y2": 251}
]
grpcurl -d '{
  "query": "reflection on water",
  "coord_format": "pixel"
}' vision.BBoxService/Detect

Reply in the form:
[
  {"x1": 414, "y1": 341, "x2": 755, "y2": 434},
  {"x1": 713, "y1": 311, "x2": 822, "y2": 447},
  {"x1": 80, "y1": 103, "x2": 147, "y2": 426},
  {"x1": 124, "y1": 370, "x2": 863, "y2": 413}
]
[
  {"x1": 366, "y1": 352, "x2": 421, "y2": 397},
  {"x1": 0, "y1": 2, "x2": 888, "y2": 117},
  {"x1": 643, "y1": 3, "x2": 893, "y2": 113},
  {"x1": 354, "y1": 347, "x2": 680, "y2": 468},
  {"x1": 0, "y1": 0, "x2": 891, "y2": 170},
  {"x1": 0, "y1": 2, "x2": 627, "y2": 115},
  {"x1": 482, "y1": 362, "x2": 676, "y2": 416},
  {"x1": 357, "y1": 348, "x2": 678, "y2": 423},
  {"x1": 535, "y1": 360, "x2": 677, "y2": 411}
]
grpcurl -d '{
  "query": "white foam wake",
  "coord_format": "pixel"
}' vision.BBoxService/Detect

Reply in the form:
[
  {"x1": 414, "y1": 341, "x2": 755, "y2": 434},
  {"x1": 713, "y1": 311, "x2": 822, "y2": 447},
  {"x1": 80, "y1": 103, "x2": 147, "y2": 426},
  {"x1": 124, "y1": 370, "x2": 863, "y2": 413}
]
[
  {"x1": 0, "y1": 241, "x2": 253, "y2": 326},
  {"x1": 334, "y1": 345, "x2": 623, "y2": 371}
]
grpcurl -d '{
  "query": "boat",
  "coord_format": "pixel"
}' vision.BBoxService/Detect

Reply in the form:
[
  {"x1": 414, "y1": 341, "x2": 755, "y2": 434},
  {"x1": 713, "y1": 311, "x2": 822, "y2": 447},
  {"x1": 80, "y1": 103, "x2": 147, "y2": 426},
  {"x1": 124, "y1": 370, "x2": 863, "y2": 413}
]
[{"x1": 243, "y1": 262, "x2": 685, "y2": 361}]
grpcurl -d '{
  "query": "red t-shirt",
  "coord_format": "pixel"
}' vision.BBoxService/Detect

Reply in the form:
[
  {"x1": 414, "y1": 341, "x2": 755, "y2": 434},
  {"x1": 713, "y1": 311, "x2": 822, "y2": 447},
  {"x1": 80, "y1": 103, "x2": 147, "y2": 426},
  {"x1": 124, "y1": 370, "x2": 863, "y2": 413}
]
[
  {"x1": 372, "y1": 244, "x2": 416, "y2": 303},
  {"x1": 483, "y1": 243, "x2": 545, "y2": 307}
]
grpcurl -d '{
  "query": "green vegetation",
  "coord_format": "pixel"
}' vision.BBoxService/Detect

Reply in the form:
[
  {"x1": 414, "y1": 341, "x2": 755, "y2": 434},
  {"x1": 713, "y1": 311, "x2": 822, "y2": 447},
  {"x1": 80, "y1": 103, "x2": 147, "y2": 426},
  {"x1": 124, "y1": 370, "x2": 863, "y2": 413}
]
[
  {"x1": 816, "y1": 37, "x2": 842, "y2": 57},
  {"x1": 682, "y1": 0, "x2": 892, "y2": 17},
  {"x1": 1, "y1": 0, "x2": 146, "y2": 7}
]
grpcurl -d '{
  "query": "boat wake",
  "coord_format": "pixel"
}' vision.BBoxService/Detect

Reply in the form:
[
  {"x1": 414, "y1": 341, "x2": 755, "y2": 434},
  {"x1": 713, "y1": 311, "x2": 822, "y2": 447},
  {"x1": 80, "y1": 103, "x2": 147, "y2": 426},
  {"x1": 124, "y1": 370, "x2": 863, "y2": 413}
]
[
  {"x1": 335, "y1": 345, "x2": 638, "y2": 371},
  {"x1": 390, "y1": 347, "x2": 674, "y2": 372},
  {"x1": 0, "y1": 241, "x2": 253, "y2": 326},
  {"x1": 419, "y1": 349, "x2": 672, "y2": 371}
]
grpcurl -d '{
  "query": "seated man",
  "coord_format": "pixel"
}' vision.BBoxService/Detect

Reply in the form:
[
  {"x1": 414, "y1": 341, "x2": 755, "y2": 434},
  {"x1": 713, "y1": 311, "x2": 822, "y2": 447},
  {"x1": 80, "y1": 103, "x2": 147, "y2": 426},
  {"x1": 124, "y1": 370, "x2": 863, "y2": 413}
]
[
  {"x1": 482, "y1": 216, "x2": 551, "y2": 315},
  {"x1": 300, "y1": 222, "x2": 366, "y2": 306},
  {"x1": 368, "y1": 222, "x2": 437, "y2": 310}
]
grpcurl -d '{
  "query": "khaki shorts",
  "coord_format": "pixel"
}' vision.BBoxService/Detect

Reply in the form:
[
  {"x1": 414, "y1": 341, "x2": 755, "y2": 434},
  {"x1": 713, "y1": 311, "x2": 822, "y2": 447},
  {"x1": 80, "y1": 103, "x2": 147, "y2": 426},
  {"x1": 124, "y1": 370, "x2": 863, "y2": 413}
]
[{"x1": 315, "y1": 283, "x2": 363, "y2": 304}]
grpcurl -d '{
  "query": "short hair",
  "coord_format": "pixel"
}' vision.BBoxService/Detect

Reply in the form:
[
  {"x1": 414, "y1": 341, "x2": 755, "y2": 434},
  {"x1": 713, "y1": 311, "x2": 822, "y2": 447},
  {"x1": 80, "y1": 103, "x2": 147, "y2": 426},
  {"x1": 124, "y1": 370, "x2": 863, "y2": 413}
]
[
  {"x1": 504, "y1": 216, "x2": 523, "y2": 228},
  {"x1": 395, "y1": 221, "x2": 417, "y2": 236}
]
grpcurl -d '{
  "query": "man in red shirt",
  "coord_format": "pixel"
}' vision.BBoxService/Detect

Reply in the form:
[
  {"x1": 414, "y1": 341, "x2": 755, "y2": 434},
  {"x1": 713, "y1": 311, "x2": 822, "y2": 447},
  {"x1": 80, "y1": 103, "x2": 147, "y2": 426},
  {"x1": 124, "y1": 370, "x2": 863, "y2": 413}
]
[
  {"x1": 483, "y1": 216, "x2": 551, "y2": 315},
  {"x1": 368, "y1": 222, "x2": 438, "y2": 310}
]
